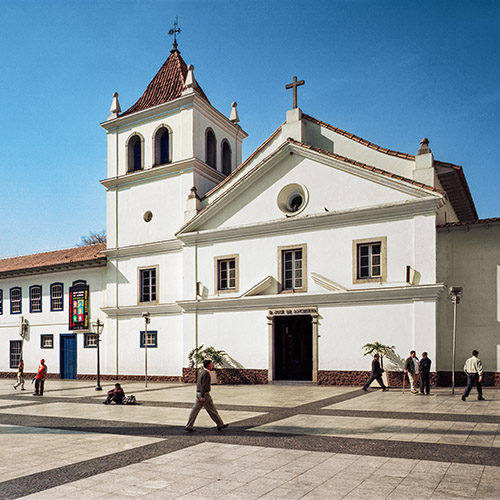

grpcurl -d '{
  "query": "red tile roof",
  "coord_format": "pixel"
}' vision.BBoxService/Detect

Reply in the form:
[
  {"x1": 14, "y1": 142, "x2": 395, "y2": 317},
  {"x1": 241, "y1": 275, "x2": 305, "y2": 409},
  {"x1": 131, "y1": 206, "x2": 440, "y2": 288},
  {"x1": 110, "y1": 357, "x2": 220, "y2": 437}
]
[
  {"x1": 434, "y1": 160, "x2": 478, "y2": 222},
  {"x1": 437, "y1": 217, "x2": 500, "y2": 229},
  {"x1": 121, "y1": 49, "x2": 210, "y2": 117},
  {"x1": 287, "y1": 139, "x2": 442, "y2": 194},
  {"x1": 303, "y1": 114, "x2": 416, "y2": 160},
  {"x1": 0, "y1": 244, "x2": 107, "y2": 277}
]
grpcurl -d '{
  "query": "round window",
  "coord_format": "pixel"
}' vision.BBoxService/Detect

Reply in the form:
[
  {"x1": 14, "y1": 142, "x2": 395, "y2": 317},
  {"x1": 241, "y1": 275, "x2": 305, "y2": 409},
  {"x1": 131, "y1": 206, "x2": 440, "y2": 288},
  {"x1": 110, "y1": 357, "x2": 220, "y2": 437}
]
[
  {"x1": 277, "y1": 184, "x2": 308, "y2": 215},
  {"x1": 143, "y1": 211, "x2": 153, "y2": 223}
]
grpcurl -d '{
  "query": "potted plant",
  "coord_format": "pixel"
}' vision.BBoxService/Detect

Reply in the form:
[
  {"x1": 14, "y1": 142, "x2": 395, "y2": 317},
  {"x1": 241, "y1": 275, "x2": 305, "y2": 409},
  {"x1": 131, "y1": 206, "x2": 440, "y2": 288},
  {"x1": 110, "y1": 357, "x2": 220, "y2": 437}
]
[{"x1": 362, "y1": 342, "x2": 396, "y2": 387}]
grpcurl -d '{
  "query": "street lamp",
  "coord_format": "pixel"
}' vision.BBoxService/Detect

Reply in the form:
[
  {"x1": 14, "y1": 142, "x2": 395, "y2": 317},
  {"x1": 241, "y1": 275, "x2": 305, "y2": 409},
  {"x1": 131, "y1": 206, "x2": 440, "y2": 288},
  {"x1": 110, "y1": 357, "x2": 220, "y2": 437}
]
[
  {"x1": 92, "y1": 318, "x2": 104, "y2": 391},
  {"x1": 448, "y1": 286, "x2": 463, "y2": 395},
  {"x1": 142, "y1": 312, "x2": 151, "y2": 388}
]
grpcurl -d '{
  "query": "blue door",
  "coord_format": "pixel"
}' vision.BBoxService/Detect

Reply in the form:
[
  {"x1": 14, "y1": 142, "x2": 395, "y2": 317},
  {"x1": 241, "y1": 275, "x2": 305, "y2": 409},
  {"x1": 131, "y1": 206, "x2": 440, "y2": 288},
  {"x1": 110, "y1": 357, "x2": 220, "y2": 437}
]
[{"x1": 60, "y1": 334, "x2": 77, "y2": 379}]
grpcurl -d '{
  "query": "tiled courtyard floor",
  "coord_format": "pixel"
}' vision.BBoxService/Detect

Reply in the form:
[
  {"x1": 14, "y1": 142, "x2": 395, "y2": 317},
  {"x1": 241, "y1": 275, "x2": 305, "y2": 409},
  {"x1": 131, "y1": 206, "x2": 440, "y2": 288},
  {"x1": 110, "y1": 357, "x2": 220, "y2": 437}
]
[{"x1": 0, "y1": 379, "x2": 498, "y2": 499}]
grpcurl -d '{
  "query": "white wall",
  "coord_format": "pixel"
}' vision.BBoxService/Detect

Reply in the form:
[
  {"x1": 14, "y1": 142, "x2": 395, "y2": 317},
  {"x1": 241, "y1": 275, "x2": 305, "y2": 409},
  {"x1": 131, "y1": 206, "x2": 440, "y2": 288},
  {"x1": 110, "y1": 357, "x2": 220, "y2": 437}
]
[{"x1": 0, "y1": 267, "x2": 105, "y2": 376}]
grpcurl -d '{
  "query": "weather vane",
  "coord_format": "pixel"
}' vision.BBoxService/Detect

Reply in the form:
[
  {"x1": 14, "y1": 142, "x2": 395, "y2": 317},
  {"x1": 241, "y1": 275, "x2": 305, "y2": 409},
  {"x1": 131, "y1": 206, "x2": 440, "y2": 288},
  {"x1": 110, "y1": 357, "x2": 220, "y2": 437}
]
[{"x1": 169, "y1": 16, "x2": 181, "y2": 50}]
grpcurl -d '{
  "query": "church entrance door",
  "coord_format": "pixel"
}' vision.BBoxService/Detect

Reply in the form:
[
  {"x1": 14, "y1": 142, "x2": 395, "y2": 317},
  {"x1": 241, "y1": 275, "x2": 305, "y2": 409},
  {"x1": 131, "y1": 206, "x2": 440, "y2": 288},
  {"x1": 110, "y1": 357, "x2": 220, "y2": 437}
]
[{"x1": 274, "y1": 315, "x2": 312, "y2": 381}]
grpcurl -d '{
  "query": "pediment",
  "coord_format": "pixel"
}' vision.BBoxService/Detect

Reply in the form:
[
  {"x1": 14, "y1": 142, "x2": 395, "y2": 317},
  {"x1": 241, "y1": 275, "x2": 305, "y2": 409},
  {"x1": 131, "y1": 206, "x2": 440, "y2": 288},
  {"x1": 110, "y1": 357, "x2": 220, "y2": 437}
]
[{"x1": 178, "y1": 142, "x2": 443, "y2": 236}]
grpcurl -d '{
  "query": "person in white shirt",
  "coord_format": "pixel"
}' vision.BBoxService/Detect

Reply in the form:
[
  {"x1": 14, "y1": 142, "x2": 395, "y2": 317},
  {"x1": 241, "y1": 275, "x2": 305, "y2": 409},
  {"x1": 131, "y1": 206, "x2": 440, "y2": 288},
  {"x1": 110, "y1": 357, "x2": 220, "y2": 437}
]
[{"x1": 462, "y1": 350, "x2": 485, "y2": 401}]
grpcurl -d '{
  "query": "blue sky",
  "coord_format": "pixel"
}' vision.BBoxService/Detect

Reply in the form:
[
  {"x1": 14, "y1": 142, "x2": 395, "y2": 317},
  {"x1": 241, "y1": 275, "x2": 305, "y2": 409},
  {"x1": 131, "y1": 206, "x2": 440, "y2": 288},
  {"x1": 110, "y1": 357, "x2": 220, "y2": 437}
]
[{"x1": 1, "y1": 0, "x2": 499, "y2": 258}]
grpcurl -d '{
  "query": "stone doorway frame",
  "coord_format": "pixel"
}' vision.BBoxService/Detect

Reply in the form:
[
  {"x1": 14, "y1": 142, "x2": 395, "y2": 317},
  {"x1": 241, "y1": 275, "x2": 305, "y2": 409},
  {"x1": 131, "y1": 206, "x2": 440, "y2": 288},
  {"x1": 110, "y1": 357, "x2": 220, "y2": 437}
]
[{"x1": 267, "y1": 306, "x2": 319, "y2": 383}]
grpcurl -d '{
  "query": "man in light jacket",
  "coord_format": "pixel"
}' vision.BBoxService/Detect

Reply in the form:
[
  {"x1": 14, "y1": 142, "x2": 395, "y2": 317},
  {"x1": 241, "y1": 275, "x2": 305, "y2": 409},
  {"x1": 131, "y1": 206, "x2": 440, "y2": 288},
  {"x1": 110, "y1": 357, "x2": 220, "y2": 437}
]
[
  {"x1": 462, "y1": 350, "x2": 485, "y2": 401},
  {"x1": 185, "y1": 359, "x2": 228, "y2": 432},
  {"x1": 404, "y1": 351, "x2": 419, "y2": 394}
]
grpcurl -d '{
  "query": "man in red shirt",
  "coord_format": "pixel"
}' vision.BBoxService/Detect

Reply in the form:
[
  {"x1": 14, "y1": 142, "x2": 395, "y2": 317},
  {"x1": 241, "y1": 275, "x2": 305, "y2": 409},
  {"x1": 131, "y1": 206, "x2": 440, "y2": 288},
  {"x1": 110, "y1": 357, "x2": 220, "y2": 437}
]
[{"x1": 33, "y1": 359, "x2": 47, "y2": 396}]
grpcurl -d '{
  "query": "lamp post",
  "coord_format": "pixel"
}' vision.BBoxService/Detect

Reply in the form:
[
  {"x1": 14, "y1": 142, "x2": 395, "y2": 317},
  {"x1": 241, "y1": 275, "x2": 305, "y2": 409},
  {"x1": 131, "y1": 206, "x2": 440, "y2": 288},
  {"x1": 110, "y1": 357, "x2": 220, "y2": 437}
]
[
  {"x1": 92, "y1": 319, "x2": 104, "y2": 391},
  {"x1": 448, "y1": 287, "x2": 463, "y2": 395},
  {"x1": 142, "y1": 312, "x2": 151, "y2": 388}
]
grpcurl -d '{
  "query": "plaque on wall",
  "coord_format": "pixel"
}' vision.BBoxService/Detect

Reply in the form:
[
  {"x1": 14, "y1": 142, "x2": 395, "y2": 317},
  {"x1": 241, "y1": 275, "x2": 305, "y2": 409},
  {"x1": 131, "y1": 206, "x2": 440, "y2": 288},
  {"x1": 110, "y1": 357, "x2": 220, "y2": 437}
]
[{"x1": 69, "y1": 280, "x2": 89, "y2": 331}]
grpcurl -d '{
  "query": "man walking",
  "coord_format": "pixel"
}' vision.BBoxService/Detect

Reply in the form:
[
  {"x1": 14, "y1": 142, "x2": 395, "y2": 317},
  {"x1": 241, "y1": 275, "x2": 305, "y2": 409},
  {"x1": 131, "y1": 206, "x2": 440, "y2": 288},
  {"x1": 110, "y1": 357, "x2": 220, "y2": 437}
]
[
  {"x1": 462, "y1": 350, "x2": 485, "y2": 401},
  {"x1": 362, "y1": 354, "x2": 388, "y2": 391},
  {"x1": 13, "y1": 359, "x2": 26, "y2": 390},
  {"x1": 419, "y1": 352, "x2": 432, "y2": 395},
  {"x1": 185, "y1": 359, "x2": 228, "y2": 432},
  {"x1": 404, "y1": 350, "x2": 419, "y2": 394},
  {"x1": 33, "y1": 359, "x2": 47, "y2": 396}
]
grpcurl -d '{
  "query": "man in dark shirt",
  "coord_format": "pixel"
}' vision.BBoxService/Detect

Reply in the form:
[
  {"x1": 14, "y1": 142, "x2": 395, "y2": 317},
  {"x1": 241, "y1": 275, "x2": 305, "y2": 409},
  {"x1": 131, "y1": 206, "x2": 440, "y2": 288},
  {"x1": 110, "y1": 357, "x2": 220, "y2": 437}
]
[
  {"x1": 362, "y1": 354, "x2": 388, "y2": 391},
  {"x1": 185, "y1": 359, "x2": 228, "y2": 432},
  {"x1": 419, "y1": 352, "x2": 432, "y2": 395}
]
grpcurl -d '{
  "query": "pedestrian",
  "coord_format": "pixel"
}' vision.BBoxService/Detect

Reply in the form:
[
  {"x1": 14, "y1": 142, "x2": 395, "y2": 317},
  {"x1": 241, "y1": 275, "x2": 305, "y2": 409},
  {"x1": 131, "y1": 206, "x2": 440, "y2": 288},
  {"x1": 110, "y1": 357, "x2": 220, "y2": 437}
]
[
  {"x1": 33, "y1": 359, "x2": 47, "y2": 396},
  {"x1": 13, "y1": 359, "x2": 26, "y2": 390},
  {"x1": 404, "y1": 350, "x2": 420, "y2": 394},
  {"x1": 362, "y1": 353, "x2": 388, "y2": 391},
  {"x1": 419, "y1": 352, "x2": 432, "y2": 395},
  {"x1": 185, "y1": 359, "x2": 229, "y2": 432},
  {"x1": 103, "y1": 383, "x2": 125, "y2": 404},
  {"x1": 462, "y1": 350, "x2": 485, "y2": 401}
]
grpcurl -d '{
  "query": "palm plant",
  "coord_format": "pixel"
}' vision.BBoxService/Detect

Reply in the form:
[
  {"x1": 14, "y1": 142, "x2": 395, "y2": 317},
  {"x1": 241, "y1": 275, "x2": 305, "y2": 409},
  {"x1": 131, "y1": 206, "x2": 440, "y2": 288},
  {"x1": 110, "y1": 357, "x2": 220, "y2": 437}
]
[
  {"x1": 188, "y1": 344, "x2": 228, "y2": 370},
  {"x1": 362, "y1": 342, "x2": 396, "y2": 370}
]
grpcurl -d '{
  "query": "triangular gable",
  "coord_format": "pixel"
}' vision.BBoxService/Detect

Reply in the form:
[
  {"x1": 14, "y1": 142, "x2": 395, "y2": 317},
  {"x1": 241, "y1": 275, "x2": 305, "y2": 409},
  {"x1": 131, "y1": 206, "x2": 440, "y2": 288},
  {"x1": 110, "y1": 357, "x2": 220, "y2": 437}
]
[{"x1": 178, "y1": 140, "x2": 443, "y2": 235}]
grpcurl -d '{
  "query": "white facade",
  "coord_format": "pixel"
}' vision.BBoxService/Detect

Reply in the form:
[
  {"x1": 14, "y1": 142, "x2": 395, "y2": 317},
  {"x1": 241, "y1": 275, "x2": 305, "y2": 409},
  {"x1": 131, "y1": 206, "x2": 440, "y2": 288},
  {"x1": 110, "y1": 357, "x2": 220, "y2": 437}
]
[{"x1": 1, "y1": 46, "x2": 498, "y2": 383}]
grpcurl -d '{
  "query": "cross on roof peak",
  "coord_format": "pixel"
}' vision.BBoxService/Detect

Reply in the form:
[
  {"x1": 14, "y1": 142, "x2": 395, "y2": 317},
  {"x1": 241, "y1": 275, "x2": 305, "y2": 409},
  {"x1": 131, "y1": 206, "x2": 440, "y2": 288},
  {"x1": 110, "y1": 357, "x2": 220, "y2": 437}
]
[{"x1": 285, "y1": 76, "x2": 305, "y2": 109}]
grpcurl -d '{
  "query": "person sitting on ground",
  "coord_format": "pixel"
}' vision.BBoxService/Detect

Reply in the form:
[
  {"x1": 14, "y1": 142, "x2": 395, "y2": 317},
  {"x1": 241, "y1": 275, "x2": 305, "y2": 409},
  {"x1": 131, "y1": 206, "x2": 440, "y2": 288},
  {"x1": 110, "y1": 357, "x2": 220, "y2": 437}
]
[{"x1": 103, "y1": 383, "x2": 125, "y2": 404}]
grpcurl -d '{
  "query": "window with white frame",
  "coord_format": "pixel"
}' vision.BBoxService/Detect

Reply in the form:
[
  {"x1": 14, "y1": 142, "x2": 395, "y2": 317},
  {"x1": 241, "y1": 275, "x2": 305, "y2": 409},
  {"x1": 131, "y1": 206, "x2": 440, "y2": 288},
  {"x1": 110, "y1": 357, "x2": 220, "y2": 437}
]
[
  {"x1": 30, "y1": 285, "x2": 42, "y2": 313},
  {"x1": 279, "y1": 244, "x2": 307, "y2": 292},
  {"x1": 216, "y1": 255, "x2": 238, "y2": 292},
  {"x1": 139, "y1": 267, "x2": 157, "y2": 303},
  {"x1": 40, "y1": 334, "x2": 54, "y2": 349},
  {"x1": 84, "y1": 333, "x2": 98, "y2": 348},
  {"x1": 0, "y1": 289, "x2": 3, "y2": 315},
  {"x1": 140, "y1": 330, "x2": 158, "y2": 348},
  {"x1": 352, "y1": 237, "x2": 387, "y2": 283},
  {"x1": 50, "y1": 283, "x2": 63, "y2": 311},
  {"x1": 10, "y1": 287, "x2": 21, "y2": 314}
]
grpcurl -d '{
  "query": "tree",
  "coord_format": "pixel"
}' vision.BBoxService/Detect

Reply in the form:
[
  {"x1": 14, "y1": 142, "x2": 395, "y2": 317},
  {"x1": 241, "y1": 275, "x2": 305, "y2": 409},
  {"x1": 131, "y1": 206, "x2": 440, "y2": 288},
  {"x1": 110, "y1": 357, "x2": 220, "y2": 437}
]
[
  {"x1": 362, "y1": 342, "x2": 396, "y2": 370},
  {"x1": 77, "y1": 230, "x2": 106, "y2": 246}
]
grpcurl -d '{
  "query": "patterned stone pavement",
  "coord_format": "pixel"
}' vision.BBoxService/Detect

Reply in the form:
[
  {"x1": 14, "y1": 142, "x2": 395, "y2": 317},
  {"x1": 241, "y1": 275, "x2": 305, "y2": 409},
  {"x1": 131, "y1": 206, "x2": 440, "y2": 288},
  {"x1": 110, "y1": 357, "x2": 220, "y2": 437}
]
[{"x1": 0, "y1": 379, "x2": 498, "y2": 499}]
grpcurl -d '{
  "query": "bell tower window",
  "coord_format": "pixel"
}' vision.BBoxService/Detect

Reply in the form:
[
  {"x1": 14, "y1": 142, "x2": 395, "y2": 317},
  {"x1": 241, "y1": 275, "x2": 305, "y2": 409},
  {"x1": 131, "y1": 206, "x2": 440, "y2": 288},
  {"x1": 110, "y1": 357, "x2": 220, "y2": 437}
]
[
  {"x1": 221, "y1": 140, "x2": 232, "y2": 175},
  {"x1": 154, "y1": 127, "x2": 170, "y2": 166},
  {"x1": 128, "y1": 134, "x2": 143, "y2": 172},
  {"x1": 206, "y1": 129, "x2": 216, "y2": 169}
]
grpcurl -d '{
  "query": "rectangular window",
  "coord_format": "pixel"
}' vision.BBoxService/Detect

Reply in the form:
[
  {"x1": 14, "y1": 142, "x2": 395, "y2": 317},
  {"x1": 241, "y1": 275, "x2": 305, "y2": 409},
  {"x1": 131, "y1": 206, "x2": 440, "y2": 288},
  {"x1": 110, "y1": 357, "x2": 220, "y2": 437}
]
[
  {"x1": 30, "y1": 286, "x2": 42, "y2": 313},
  {"x1": 278, "y1": 244, "x2": 307, "y2": 293},
  {"x1": 51, "y1": 283, "x2": 63, "y2": 311},
  {"x1": 140, "y1": 330, "x2": 158, "y2": 348},
  {"x1": 215, "y1": 255, "x2": 239, "y2": 293},
  {"x1": 0, "y1": 289, "x2": 3, "y2": 315},
  {"x1": 10, "y1": 288, "x2": 22, "y2": 314},
  {"x1": 40, "y1": 334, "x2": 54, "y2": 349},
  {"x1": 139, "y1": 268, "x2": 157, "y2": 303},
  {"x1": 353, "y1": 237, "x2": 387, "y2": 284},
  {"x1": 10, "y1": 340, "x2": 22, "y2": 369},
  {"x1": 84, "y1": 333, "x2": 98, "y2": 348}
]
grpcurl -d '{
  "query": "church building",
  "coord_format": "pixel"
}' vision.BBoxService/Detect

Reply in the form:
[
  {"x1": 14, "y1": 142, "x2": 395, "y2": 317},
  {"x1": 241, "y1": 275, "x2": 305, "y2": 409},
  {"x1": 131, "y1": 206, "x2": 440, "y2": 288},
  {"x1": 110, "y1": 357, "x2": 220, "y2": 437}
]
[{"x1": 1, "y1": 40, "x2": 499, "y2": 385}]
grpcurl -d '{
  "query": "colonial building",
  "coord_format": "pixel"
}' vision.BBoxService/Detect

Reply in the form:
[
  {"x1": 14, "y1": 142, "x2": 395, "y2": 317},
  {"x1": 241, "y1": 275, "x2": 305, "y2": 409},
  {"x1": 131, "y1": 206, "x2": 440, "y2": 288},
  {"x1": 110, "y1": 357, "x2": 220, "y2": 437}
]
[{"x1": 1, "y1": 42, "x2": 498, "y2": 385}]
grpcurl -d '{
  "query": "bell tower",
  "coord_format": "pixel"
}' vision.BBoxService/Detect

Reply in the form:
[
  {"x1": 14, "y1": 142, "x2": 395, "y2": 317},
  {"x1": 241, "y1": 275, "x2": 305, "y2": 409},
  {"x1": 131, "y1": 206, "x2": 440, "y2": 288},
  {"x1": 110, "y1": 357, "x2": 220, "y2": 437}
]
[{"x1": 100, "y1": 40, "x2": 247, "y2": 250}]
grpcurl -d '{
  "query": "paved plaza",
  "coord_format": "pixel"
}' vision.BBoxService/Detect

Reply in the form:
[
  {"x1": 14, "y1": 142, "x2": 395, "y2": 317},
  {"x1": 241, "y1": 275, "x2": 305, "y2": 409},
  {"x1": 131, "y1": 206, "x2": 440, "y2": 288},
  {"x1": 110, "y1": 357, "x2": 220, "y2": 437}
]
[{"x1": 0, "y1": 379, "x2": 499, "y2": 499}]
